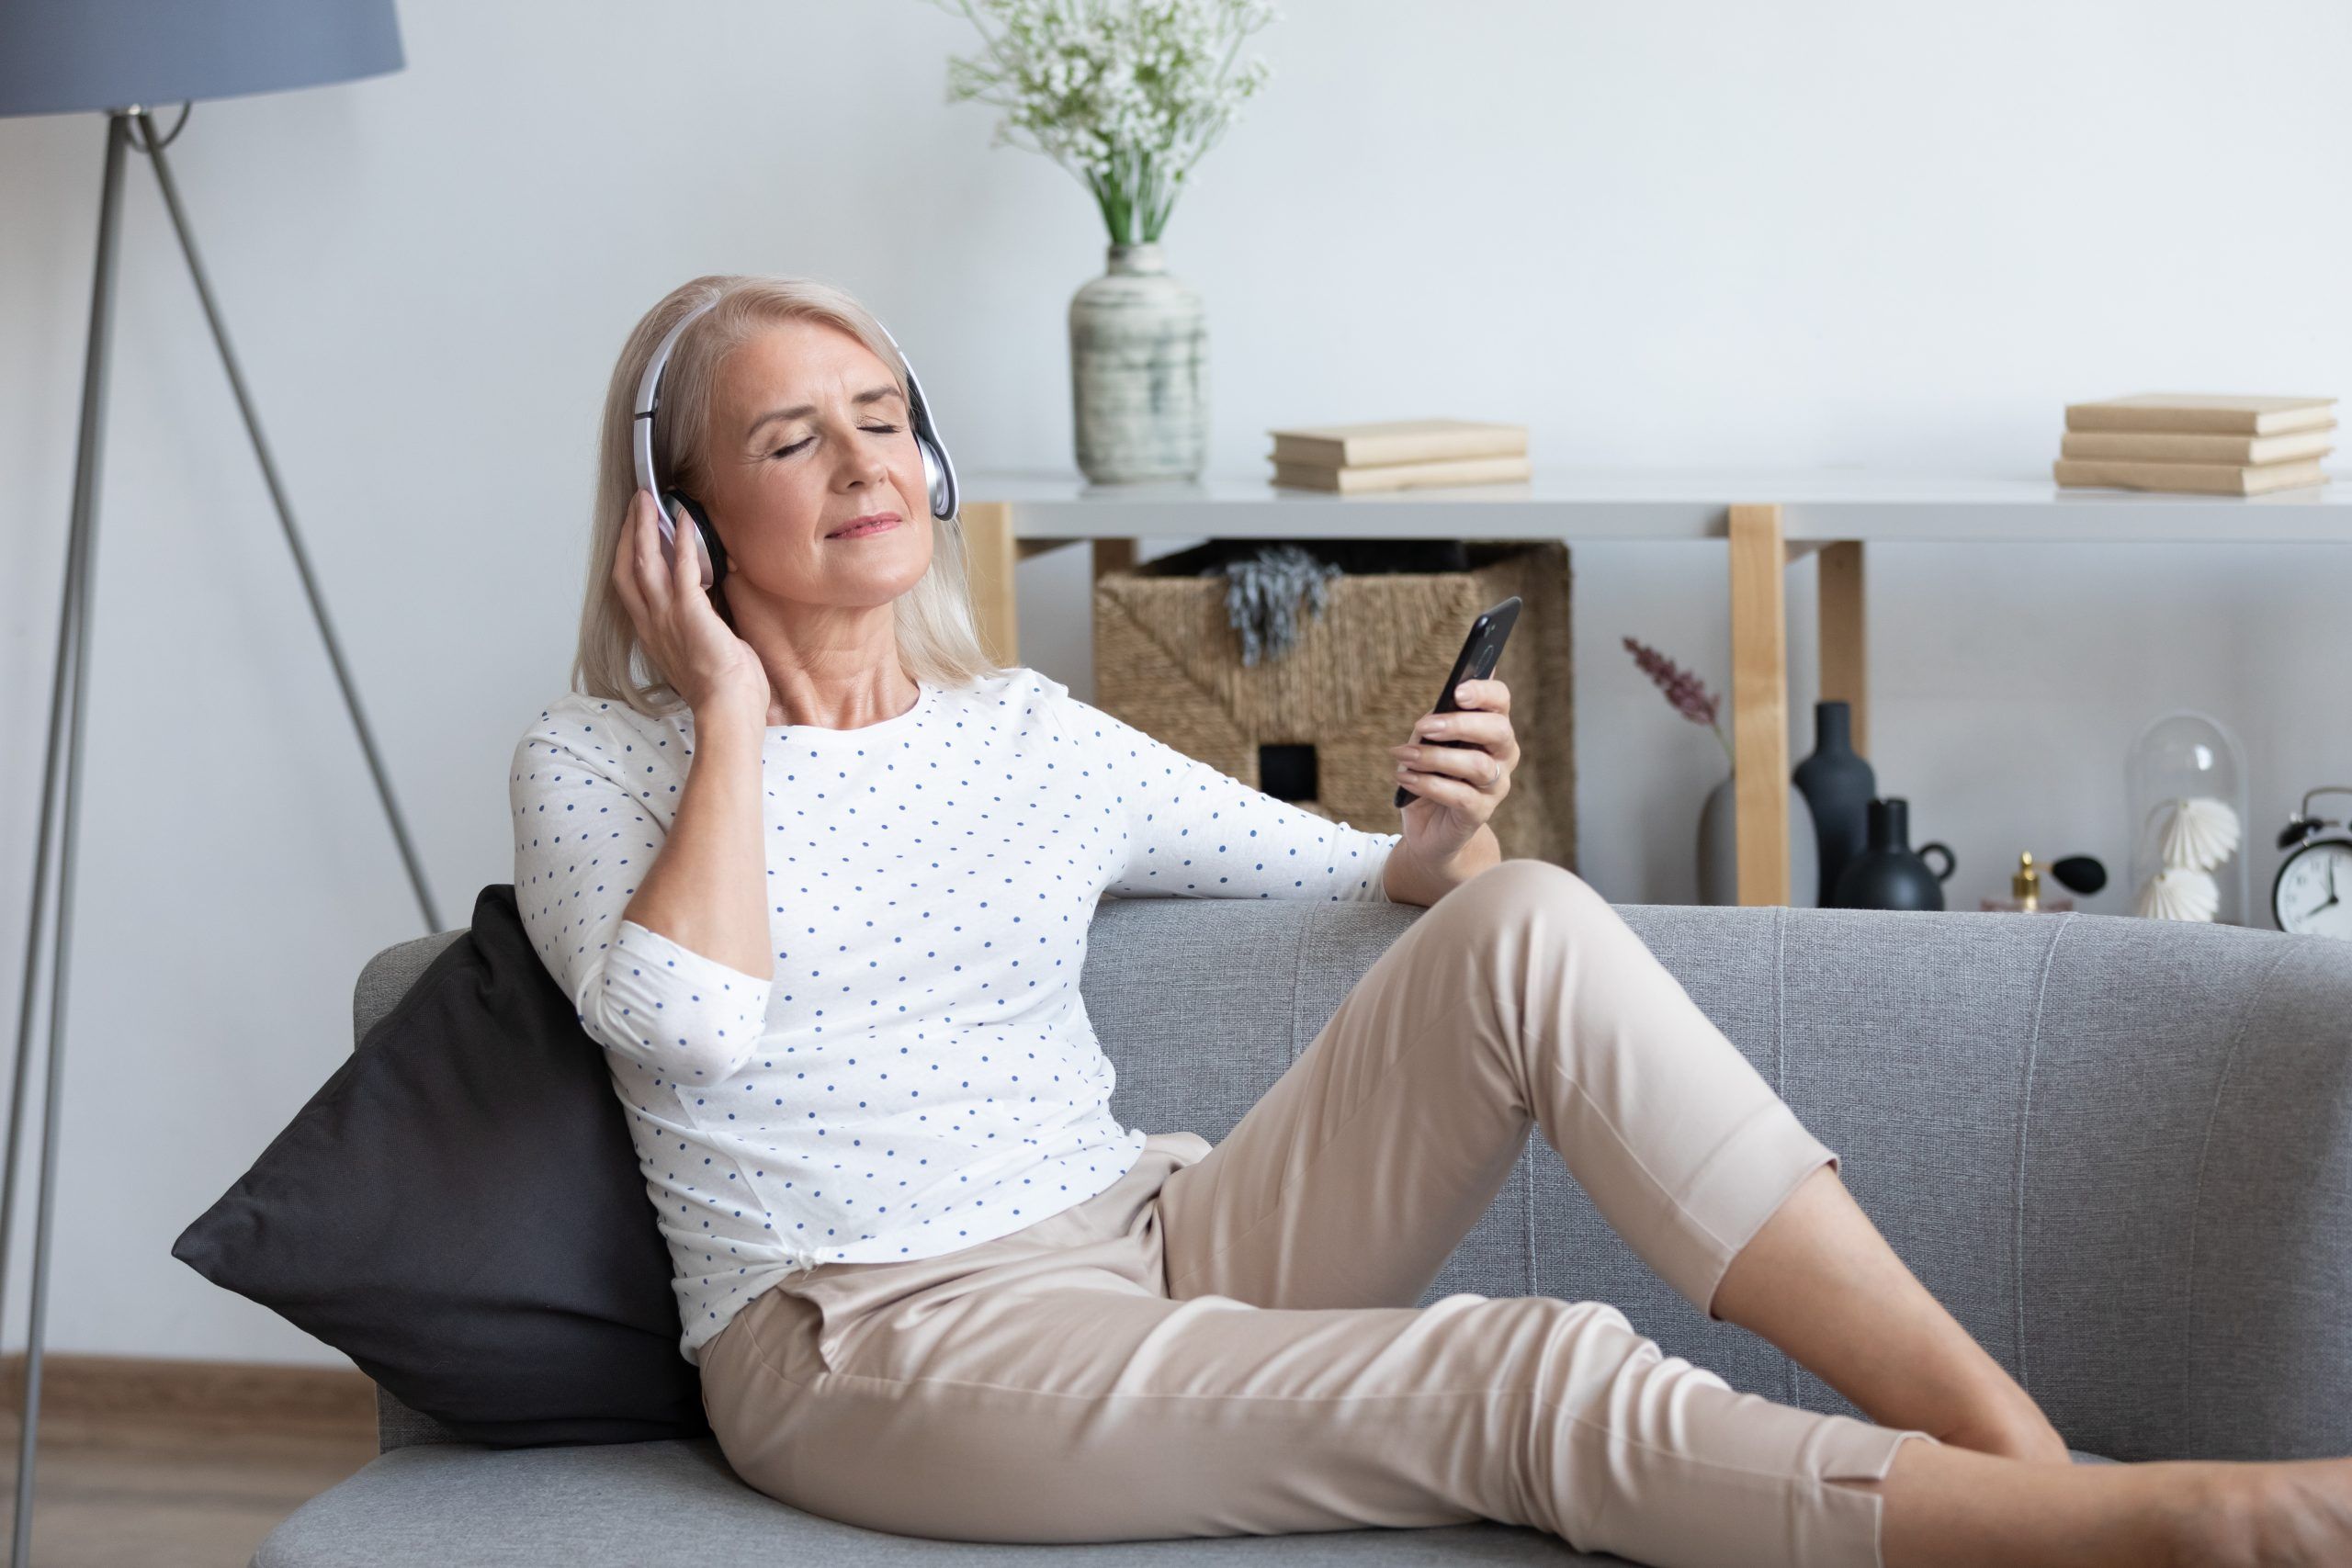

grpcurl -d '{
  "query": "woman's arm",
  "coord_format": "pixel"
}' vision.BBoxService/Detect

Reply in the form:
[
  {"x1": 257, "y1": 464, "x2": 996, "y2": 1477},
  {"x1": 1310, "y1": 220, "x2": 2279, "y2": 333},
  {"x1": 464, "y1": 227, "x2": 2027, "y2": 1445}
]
[
  {"x1": 1382, "y1": 824, "x2": 1502, "y2": 906},
  {"x1": 620, "y1": 712, "x2": 770, "y2": 978},
  {"x1": 508, "y1": 705, "x2": 774, "y2": 1084},
  {"x1": 1044, "y1": 689, "x2": 1402, "y2": 902}
]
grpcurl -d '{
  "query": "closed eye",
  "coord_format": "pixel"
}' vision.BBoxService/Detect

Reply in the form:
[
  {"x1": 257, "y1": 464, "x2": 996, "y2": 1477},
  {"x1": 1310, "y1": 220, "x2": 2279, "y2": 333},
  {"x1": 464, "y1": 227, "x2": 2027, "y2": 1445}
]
[{"x1": 773, "y1": 424, "x2": 900, "y2": 458}]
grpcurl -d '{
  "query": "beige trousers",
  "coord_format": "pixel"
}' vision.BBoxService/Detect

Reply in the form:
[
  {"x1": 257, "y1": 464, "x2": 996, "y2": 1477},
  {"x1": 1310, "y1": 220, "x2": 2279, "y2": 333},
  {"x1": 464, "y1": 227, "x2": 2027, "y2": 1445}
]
[{"x1": 700, "y1": 859, "x2": 1938, "y2": 1568}]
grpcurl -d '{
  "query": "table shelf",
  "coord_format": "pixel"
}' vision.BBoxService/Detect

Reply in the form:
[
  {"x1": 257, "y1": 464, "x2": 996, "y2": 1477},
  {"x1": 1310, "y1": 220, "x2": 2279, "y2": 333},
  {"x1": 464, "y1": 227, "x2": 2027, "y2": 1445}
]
[{"x1": 958, "y1": 466, "x2": 2352, "y2": 905}]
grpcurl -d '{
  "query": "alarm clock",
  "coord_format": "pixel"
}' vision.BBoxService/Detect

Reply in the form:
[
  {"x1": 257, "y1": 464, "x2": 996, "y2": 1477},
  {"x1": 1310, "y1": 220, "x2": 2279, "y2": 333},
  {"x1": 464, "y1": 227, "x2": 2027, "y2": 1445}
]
[{"x1": 2270, "y1": 786, "x2": 2352, "y2": 939}]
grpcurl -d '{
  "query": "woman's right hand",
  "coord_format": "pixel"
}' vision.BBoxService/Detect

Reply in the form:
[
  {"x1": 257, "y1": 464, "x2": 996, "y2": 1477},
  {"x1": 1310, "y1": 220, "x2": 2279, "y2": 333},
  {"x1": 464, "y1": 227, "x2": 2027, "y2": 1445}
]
[{"x1": 611, "y1": 489, "x2": 769, "y2": 721}]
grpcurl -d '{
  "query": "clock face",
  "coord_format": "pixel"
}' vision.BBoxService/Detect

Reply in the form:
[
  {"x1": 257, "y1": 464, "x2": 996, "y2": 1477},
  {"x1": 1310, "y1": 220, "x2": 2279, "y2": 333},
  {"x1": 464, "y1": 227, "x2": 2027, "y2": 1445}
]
[{"x1": 2274, "y1": 841, "x2": 2352, "y2": 938}]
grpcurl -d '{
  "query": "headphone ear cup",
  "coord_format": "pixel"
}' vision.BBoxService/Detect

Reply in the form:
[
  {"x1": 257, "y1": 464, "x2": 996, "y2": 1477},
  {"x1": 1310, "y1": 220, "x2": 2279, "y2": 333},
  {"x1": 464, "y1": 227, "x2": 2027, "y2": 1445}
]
[
  {"x1": 917, "y1": 437, "x2": 949, "y2": 521},
  {"x1": 666, "y1": 491, "x2": 727, "y2": 591}
]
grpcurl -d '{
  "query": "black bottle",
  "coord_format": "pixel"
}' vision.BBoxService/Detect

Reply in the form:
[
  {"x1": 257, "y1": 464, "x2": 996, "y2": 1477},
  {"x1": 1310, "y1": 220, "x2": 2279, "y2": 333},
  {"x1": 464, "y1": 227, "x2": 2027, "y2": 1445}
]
[
  {"x1": 1830, "y1": 798, "x2": 1957, "y2": 911},
  {"x1": 1792, "y1": 701, "x2": 1875, "y2": 908}
]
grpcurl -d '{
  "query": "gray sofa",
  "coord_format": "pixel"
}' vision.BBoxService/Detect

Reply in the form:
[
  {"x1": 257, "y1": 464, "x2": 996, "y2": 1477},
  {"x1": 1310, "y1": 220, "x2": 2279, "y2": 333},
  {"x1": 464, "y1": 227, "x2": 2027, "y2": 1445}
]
[{"x1": 255, "y1": 893, "x2": 2352, "y2": 1565}]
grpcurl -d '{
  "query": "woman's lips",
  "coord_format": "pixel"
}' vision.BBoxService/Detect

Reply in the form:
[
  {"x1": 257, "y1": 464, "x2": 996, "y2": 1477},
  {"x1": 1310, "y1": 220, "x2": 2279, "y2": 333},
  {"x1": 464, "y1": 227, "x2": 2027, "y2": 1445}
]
[{"x1": 828, "y1": 516, "x2": 900, "y2": 539}]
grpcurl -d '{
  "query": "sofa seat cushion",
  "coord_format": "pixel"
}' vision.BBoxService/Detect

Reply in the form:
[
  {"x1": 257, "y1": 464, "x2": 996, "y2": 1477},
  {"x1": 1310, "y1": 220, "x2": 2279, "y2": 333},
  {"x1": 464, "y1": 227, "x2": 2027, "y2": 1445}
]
[
  {"x1": 252, "y1": 1436, "x2": 1585, "y2": 1564},
  {"x1": 254, "y1": 1435, "x2": 2119, "y2": 1566}
]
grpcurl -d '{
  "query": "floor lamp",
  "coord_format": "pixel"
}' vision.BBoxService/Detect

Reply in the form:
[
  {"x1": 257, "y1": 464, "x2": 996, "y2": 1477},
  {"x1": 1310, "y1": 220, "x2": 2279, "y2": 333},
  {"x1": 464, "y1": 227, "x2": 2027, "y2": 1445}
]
[{"x1": 0, "y1": 7, "x2": 426, "y2": 1562}]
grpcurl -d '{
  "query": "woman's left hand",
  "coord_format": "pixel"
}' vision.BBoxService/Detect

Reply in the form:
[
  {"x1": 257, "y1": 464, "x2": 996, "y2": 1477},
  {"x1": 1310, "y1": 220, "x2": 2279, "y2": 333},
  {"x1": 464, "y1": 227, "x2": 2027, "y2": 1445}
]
[{"x1": 1389, "y1": 677, "x2": 1518, "y2": 867}]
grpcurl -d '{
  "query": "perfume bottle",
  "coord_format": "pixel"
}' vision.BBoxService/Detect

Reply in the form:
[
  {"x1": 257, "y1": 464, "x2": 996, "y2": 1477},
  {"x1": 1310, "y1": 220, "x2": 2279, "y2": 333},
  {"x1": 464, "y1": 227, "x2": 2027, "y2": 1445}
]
[
  {"x1": 1980, "y1": 850, "x2": 2107, "y2": 913},
  {"x1": 1982, "y1": 851, "x2": 2068, "y2": 913}
]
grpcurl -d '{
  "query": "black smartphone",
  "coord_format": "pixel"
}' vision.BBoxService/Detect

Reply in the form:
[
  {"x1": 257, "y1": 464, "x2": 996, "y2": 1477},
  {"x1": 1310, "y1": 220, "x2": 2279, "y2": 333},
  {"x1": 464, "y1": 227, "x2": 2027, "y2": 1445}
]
[{"x1": 1396, "y1": 596, "x2": 1521, "y2": 809}]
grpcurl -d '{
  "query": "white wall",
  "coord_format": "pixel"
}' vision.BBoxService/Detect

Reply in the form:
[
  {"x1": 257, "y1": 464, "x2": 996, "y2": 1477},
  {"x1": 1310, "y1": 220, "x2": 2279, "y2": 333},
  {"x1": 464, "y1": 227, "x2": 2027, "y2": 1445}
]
[{"x1": 0, "y1": 0, "x2": 2344, "y2": 1365}]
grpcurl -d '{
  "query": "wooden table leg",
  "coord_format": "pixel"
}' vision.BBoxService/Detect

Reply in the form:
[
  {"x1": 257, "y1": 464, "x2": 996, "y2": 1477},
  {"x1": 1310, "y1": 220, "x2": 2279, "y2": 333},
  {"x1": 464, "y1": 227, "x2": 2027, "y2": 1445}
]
[
  {"x1": 960, "y1": 502, "x2": 1018, "y2": 664},
  {"x1": 1728, "y1": 504, "x2": 1791, "y2": 906},
  {"x1": 1817, "y1": 540, "x2": 1867, "y2": 759}
]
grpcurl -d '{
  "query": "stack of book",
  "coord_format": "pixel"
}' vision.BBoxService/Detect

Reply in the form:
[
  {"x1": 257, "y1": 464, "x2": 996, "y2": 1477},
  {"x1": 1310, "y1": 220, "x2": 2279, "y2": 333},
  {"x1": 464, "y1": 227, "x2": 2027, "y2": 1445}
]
[
  {"x1": 1268, "y1": 419, "x2": 1530, "y2": 493},
  {"x1": 2055, "y1": 394, "x2": 2335, "y2": 495}
]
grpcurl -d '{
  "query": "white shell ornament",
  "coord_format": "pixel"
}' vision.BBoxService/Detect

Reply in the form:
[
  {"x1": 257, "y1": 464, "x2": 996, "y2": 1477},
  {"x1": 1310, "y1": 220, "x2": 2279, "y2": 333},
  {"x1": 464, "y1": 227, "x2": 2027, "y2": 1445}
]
[
  {"x1": 2135, "y1": 865, "x2": 2220, "y2": 921},
  {"x1": 2151, "y1": 795, "x2": 2241, "y2": 871}
]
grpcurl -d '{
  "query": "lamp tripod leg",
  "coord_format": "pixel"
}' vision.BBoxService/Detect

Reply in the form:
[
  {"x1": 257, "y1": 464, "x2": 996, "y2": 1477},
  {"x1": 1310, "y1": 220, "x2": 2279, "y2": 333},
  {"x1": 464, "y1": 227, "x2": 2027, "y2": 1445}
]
[
  {"x1": 4, "y1": 107, "x2": 131, "y2": 1568},
  {"x1": 129, "y1": 107, "x2": 444, "y2": 934},
  {"x1": 4, "y1": 99, "x2": 450, "y2": 1563}
]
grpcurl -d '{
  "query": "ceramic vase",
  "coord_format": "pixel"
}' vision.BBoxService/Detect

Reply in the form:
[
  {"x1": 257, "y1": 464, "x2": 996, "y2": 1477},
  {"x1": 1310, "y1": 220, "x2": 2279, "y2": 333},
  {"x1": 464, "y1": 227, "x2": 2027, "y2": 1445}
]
[
  {"x1": 1069, "y1": 242, "x2": 1207, "y2": 484},
  {"x1": 1698, "y1": 775, "x2": 1820, "y2": 906},
  {"x1": 1792, "y1": 700, "x2": 1875, "y2": 908},
  {"x1": 1827, "y1": 798, "x2": 1956, "y2": 910}
]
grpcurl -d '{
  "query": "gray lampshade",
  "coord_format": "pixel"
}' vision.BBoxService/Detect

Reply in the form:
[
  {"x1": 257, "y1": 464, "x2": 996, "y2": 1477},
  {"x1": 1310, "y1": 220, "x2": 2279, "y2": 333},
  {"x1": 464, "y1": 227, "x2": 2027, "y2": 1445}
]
[{"x1": 0, "y1": 0, "x2": 404, "y2": 119}]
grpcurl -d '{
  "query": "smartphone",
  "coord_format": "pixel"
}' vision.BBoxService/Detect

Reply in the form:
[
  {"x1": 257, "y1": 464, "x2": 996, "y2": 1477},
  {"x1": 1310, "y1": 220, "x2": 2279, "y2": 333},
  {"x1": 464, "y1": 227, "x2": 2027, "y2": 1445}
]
[{"x1": 1396, "y1": 596, "x2": 1521, "y2": 809}]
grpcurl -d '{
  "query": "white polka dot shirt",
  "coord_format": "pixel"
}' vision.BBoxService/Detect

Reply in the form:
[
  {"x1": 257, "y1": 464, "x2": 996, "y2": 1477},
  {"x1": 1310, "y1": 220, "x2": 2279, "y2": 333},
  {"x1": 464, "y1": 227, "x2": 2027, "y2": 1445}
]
[{"x1": 508, "y1": 665, "x2": 1401, "y2": 1365}]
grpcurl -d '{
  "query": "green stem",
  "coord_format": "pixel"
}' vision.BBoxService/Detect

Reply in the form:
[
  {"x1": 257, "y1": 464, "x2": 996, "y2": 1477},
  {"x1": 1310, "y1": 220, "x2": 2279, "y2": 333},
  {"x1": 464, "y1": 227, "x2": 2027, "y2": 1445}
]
[{"x1": 948, "y1": 0, "x2": 1024, "y2": 87}]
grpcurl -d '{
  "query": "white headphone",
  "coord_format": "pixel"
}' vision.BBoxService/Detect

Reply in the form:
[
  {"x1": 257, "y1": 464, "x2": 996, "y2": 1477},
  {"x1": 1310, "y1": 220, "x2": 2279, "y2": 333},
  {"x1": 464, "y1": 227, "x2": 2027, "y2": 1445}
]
[{"x1": 629, "y1": 296, "x2": 960, "y2": 591}]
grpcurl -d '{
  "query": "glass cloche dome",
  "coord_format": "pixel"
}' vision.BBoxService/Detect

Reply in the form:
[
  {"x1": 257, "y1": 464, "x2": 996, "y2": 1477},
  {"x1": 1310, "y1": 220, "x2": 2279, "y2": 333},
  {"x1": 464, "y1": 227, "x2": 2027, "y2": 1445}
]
[{"x1": 2125, "y1": 710, "x2": 2251, "y2": 927}]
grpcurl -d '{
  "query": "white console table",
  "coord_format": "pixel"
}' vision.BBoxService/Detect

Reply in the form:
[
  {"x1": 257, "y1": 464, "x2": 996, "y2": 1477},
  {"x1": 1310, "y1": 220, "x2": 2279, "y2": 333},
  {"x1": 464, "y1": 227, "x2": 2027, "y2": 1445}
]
[{"x1": 958, "y1": 467, "x2": 2352, "y2": 906}]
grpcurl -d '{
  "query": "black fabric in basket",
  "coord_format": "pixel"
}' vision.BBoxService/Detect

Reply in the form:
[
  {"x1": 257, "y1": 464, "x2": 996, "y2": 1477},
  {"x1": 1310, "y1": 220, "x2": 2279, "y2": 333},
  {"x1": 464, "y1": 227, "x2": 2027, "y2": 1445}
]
[
  {"x1": 171, "y1": 883, "x2": 707, "y2": 1448},
  {"x1": 1151, "y1": 537, "x2": 1474, "y2": 577}
]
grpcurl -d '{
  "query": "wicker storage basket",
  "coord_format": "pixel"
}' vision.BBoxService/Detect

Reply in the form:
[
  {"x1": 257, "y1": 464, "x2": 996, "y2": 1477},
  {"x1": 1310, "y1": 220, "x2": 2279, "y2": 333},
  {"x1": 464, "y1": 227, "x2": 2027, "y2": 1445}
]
[{"x1": 1091, "y1": 540, "x2": 1574, "y2": 868}]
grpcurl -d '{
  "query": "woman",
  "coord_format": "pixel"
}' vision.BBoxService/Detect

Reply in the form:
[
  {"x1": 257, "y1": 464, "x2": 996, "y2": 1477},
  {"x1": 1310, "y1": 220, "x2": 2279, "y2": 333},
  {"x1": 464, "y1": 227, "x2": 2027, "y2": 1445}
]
[{"x1": 509, "y1": 274, "x2": 2350, "y2": 1568}]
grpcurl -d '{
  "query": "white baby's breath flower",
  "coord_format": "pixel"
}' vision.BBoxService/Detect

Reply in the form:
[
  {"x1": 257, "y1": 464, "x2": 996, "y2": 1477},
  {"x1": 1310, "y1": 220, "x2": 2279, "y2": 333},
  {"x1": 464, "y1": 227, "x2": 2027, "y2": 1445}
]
[{"x1": 922, "y1": 0, "x2": 1279, "y2": 243}]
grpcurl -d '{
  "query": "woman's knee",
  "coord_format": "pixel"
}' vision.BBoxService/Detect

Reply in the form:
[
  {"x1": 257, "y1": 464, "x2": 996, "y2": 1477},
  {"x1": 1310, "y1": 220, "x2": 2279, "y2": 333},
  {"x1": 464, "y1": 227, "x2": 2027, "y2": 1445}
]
[
  {"x1": 1434, "y1": 858, "x2": 1614, "y2": 943},
  {"x1": 1449, "y1": 1291, "x2": 1650, "y2": 1383}
]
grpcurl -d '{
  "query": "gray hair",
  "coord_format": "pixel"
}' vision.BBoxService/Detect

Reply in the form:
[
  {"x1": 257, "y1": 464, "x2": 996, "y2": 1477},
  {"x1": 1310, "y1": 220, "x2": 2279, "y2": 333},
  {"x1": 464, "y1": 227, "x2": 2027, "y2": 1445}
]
[{"x1": 572, "y1": 273, "x2": 1009, "y2": 717}]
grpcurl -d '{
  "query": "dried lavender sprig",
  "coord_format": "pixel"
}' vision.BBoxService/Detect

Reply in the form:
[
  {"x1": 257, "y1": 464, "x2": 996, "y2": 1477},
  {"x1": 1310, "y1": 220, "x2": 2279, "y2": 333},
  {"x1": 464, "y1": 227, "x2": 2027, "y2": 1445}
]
[{"x1": 1623, "y1": 636, "x2": 1734, "y2": 765}]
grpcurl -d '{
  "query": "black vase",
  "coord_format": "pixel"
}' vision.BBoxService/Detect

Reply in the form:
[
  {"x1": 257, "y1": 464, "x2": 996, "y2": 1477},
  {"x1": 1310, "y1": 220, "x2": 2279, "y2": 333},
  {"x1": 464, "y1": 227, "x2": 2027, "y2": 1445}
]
[
  {"x1": 1829, "y1": 798, "x2": 1956, "y2": 911},
  {"x1": 1792, "y1": 701, "x2": 1875, "y2": 908}
]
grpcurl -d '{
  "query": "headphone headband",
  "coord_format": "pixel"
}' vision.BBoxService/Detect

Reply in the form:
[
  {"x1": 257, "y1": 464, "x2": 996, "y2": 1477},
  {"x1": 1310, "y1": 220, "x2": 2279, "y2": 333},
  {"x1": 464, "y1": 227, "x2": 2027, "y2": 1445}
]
[{"x1": 628, "y1": 298, "x2": 717, "y2": 529}]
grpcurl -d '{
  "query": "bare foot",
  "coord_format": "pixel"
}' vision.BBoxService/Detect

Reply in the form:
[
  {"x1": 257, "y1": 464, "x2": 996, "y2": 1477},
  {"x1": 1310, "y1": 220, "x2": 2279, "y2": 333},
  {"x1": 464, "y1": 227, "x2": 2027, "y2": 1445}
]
[
  {"x1": 1857, "y1": 1438, "x2": 2352, "y2": 1567},
  {"x1": 2170, "y1": 1457, "x2": 2352, "y2": 1568}
]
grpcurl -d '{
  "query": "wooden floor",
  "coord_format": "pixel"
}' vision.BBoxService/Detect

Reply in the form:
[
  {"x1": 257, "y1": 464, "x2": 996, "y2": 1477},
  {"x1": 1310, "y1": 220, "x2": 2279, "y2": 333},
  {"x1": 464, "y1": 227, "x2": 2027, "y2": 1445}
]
[
  {"x1": 0, "y1": 1411, "x2": 377, "y2": 1567},
  {"x1": 0, "y1": 1356, "x2": 379, "y2": 1567}
]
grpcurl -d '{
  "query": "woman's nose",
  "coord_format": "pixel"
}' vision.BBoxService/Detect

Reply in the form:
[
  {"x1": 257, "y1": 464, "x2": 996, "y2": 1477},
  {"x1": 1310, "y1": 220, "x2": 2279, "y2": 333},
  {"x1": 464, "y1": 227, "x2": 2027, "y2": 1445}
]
[{"x1": 838, "y1": 442, "x2": 890, "y2": 487}]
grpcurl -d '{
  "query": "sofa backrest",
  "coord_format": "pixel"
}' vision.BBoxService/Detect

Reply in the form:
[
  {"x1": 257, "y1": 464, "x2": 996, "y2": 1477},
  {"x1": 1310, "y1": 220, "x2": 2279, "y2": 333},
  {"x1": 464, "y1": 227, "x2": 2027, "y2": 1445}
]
[{"x1": 363, "y1": 896, "x2": 2352, "y2": 1464}]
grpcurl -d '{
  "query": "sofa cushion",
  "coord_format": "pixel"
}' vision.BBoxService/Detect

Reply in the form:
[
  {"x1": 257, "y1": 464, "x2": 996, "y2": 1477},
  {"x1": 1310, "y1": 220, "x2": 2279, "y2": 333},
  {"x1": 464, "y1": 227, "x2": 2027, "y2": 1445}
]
[
  {"x1": 173, "y1": 883, "x2": 706, "y2": 1447},
  {"x1": 257, "y1": 1436, "x2": 1585, "y2": 1565},
  {"x1": 254, "y1": 1434, "x2": 2119, "y2": 1565}
]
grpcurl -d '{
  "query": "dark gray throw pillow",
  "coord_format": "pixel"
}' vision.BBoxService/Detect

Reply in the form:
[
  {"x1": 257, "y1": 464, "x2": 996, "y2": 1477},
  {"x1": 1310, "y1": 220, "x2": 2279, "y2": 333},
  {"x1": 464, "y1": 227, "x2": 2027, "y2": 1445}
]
[{"x1": 171, "y1": 883, "x2": 708, "y2": 1447}]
